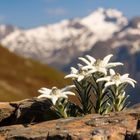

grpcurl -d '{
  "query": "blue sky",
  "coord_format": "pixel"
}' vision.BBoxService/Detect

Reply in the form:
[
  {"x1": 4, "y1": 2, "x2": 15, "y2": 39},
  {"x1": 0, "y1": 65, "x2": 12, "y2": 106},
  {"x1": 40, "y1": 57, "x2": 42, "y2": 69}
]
[{"x1": 0, "y1": 0, "x2": 140, "y2": 28}]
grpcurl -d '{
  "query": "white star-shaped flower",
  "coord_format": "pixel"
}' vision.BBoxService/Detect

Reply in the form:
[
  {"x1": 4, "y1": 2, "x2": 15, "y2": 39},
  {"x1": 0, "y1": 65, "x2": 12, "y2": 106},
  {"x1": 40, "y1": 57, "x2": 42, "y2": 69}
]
[
  {"x1": 97, "y1": 69, "x2": 137, "y2": 88},
  {"x1": 37, "y1": 85, "x2": 75, "y2": 105},
  {"x1": 79, "y1": 54, "x2": 123, "y2": 75},
  {"x1": 64, "y1": 66, "x2": 92, "y2": 82}
]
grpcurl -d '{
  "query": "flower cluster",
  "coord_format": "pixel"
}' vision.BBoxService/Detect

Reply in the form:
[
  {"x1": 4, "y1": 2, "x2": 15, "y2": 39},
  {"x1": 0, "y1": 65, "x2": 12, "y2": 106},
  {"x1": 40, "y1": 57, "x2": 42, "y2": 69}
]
[{"x1": 37, "y1": 54, "x2": 136, "y2": 118}]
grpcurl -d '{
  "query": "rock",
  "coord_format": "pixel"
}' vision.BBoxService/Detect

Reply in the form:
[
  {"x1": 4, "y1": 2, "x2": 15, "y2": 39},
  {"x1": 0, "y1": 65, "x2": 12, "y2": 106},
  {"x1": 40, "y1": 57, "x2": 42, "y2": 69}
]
[
  {"x1": 133, "y1": 130, "x2": 140, "y2": 140},
  {"x1": 0, "y1": 98, "x2": 140, "y2": 139},
  {"x1": 0, "y1": 102, "x2": 15, "y2": 126},
  {"x1": 0, "y1": 98, "x2": 58, "y2": 126}
]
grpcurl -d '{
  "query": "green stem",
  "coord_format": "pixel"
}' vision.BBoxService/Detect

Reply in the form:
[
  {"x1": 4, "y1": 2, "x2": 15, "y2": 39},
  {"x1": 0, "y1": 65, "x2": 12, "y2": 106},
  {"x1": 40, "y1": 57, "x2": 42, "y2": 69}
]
[
  {"x1": 74, "y1": 80, "x2": 92, "y2": 115},
  {"x1": 55, "y1": 103, "x2": 68, "y2": 118},
  {"x1": 81, "y1": 81, "x2": 91, "y2": 114},
  {"x1": 92, "y1": 74, "x2": 103, "y2": 114},
  {"x1": 96, "y1": 82, "x2": 102, "y2": 113},
  {"x1": 61, "y1": 109, "x2": 68, "y2": 118},
  {"x1": 113, "y1": 86, "x2": 123, "y2": 112}
]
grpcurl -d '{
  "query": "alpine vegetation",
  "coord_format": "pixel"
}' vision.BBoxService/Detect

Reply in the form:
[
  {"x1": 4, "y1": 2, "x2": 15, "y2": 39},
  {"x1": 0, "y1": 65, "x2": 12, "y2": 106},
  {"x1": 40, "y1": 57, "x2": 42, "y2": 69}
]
[
  {"x1": 38, "y1": 54, "x2": 136, "y2": 118},
  {"x1": 38, "y1": 86, "x2": 76, "y2": 118}
]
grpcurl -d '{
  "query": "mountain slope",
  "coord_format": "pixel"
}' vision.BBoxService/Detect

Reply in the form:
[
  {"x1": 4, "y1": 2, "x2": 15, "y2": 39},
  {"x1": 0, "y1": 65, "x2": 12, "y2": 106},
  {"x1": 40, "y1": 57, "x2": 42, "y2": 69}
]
[
  {"x1": 0, "y1": 44, "x2": 69, "y2": 101},
  {"x1": 0, "y1": 24, "x2": 19, "y2": 40},
  {"x1": 0, "y1": 8, "x2": 127, "y2": 69}
]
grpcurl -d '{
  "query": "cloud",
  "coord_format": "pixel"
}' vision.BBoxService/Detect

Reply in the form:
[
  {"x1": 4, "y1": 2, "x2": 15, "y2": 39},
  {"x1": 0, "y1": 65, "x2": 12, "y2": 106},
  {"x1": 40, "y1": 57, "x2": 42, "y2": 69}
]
[{"x1": 46, "y1": 8, "x2": 67, "y2": 16}]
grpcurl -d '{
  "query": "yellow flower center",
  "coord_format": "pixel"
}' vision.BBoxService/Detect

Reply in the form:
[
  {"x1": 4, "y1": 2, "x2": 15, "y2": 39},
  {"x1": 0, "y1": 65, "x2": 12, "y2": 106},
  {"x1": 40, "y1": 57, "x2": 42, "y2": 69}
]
[
  {"x1": 79, "y1": 69, "x2": 88, "y2": 76},
  {"x1": 94, "y1": 59, "x2": 104, "y2": 67},
  {"x1": 112, "y1": 73, "x2": 120, "y2": 81},
  {"x1": 51, "y1": 87, "x2": 59, "y2": 95}
]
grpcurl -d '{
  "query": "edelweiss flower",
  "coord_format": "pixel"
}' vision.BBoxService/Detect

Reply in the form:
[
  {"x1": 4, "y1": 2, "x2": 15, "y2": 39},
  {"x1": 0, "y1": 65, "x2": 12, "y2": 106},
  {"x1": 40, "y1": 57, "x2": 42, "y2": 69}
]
[
  {"x1": 97, "y1": 69, "x2": 137, "y2": 88},
  {"x1": 37, "y1": 85, "x2": 75, "y2": 105},
  {"x1": 64, "y1": 66, "x2": 92, "y2": 82},
  {"x1": 79, "y1": 54, "x2": 123, "y2": 75}
]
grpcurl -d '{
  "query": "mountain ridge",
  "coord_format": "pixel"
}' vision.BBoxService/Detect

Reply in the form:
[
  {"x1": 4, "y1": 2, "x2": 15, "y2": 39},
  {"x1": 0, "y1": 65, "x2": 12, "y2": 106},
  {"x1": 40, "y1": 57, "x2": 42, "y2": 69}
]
[{"x1": 0, "y1": 8, "x2": 128, "y2": 68}]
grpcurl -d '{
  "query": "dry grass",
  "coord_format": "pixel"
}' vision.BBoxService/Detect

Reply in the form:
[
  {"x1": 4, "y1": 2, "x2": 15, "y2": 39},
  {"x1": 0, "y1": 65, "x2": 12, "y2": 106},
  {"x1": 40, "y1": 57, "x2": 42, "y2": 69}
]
[{"x1": 0, "y1": 45, "x2": 70, "y2": 101}]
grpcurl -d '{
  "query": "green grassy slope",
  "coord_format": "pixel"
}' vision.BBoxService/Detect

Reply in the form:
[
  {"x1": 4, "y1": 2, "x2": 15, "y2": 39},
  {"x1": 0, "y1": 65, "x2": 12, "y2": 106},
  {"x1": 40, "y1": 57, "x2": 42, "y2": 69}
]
[{"x1": 0, "y1": 45, "x2": 70, "y2": 101}]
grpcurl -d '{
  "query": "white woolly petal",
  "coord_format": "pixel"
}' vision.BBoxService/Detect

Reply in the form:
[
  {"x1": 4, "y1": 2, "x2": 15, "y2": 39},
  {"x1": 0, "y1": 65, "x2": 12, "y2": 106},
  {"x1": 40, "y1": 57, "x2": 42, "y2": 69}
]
[
  {"x1": 78, "y1": 57, "x2": 91, "y2": 65},
  {"x1": 109, "y1": 69, "x2": 116, "y2": 76},
  {"x1": 38, "y1": 90, "x2": 45, "y2": 94},
  {"x1": 37, "y1": 94, "x2": 51, "y2": 99},
  {"x1": 77, "y1": 63, "x2": 83, "y2": 68},
  {"x1": 96, "y1": 77, "x2": 110, "y2": 82},
  {"x1": 62, "y1": 91, "x2": 75, "y2": 96},
  {"x1": 103, "y1": 54, "x2": 113, "y2": 64},
  {"x1": 82, "y1": 65, "x2": 93, "y2": 70},
  {"x1": 107, "y1": 62, "x2": 123, "y2": 68},
  {"x1": 60, "y1": 94, "x2": 68, "y2": 99},
  {"x1": 64, "y1": 74, "x2": 78, "y2": 79},
  {"x1": 77, "y1": 75, "x2": 84, "y2": 82},
  {"x1": 105, "y1": 82, "x2": 115, "y2": 88},
  {"x1": 115, "y1": 80, "x2": 121, "y2": 87},
  {"x1": 71, "y1": 67, "x2": 78, "y2": 74},
  {"x1": 38, "y1": 89, "x2": 51, "y2": 95},
  {"x1": 123, "y1": 80, "x2": 135, "y2": 87},
  {"x1": 125, "y1": 78, "x2": 137, "y2": 83},
  {"x1": 121, "y1": 74, "x2": 129, "y2": 80},
  {"x1": 39, "y1": 88, "x2": 51, "y2": 93},
  {"x1": 85, "y1": 55, "x2": 96, "y2": 64},
  {"x1": 61, "y1": 85, "x2": 75, "y2": 92},
  {"x1": 51, "y1": 96, "x2": 58, "y2": 105},
  {"x1": 98, "y1": 67, "x2": 107, "y2": 75}
]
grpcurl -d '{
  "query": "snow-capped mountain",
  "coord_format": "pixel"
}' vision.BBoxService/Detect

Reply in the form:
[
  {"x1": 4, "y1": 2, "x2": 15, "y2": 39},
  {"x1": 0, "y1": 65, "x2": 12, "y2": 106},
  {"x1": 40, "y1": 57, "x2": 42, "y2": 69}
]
[
  {"x1": 0, "y1": 8, "x2": 128, "y2": 68},
  {"x1": 0, "y1": 8, "x2": 140, "y2": 105},
  {"x1": 81, "y1": 8, "x2": 127, "y2": 39},
  {"x1": 0, "y1": 24, "x2": 19, "y2": 40}
]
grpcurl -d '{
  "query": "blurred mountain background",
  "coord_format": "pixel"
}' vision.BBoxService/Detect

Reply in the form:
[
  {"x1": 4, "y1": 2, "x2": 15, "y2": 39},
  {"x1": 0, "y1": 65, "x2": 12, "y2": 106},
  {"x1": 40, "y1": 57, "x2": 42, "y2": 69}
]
[
  {"x1": 0, "y1": 1, "x2": 140, "y2": 104},
  {"x1": 0, "y1": 44, "x2": 70, "y2": 101}
]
